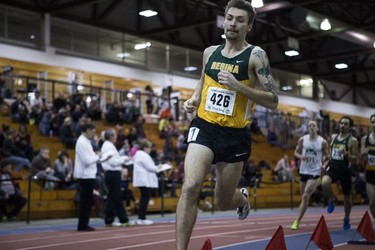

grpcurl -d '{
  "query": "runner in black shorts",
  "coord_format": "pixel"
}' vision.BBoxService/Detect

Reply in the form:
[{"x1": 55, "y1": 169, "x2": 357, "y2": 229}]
[
  {"x1": 290, "y1": 120, "x2": 328, "y2": 230},
  {"x1": 175, "y1": 1, "x2": 279, "y2": 249},
  {"x1": 322, "y1": 116, "x2": 358, "y2": 230},
  {"x1": 360, "y1": 113, "x2": 375, "y2": 220}
]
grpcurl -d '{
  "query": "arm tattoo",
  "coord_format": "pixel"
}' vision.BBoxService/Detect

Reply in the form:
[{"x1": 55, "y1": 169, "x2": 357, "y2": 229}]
[{"x1": 254, "y1": 50, "x2": 278, "y2": 103}]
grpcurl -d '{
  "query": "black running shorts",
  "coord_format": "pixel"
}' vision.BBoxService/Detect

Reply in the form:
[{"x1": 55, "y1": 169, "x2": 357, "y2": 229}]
[
  {"x1": 325, "y1": 164, "x2": 352, "y2": 195},
  {"x1": 366, "y1": 170, "x2": 375, "y2": 185},
  {"x1": 299, "y1": 174, "x2": 320, "y2": 182},
  {"x1": 186, "y1": 117, "x2": 251, "y2": 164}
]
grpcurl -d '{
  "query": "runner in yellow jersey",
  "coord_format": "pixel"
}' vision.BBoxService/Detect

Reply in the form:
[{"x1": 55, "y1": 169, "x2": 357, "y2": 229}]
[{"x1": 176, "y1": 1, "x2": 278, "y2": 249}]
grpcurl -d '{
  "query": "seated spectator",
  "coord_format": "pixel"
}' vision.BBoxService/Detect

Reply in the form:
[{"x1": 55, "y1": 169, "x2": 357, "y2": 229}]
[
  {"x1": 239, "y1": 159, "x2": 262, "y2": 188},
  {"x1": 159, "y1": 106, "x2": 173, "y2": 120},
  {"x1": 2, "y1": 129, "x2": 27, "y2": 158},
  {"x1": 38, "y1": 110, "x2": 52, "y2": 136},
  {"x1": 0, "y1": 159, "x2": 27, "y2": 221},
  {"x1": 52, "y1": 91, "x2": 68, "y2": 113},
  {"x1": 29, "y1": 89, "x2": 44, "y2": 125},
  {"x1": 59, "y1": 117, "x2": 77, "y2": 149},
  {"x1": 86, "y1": 96, "x2": 102, "y2": 120},
  {"x1": 10, "y1": 96, "x2": 30, "y2": 124},
  {"x1": 31, "y1": 148, "x2": 59, "y2": 189},
  {"x1": 273, "y1": 154, "x2": 294, "y2": 182},
  {"x1": 250, "y1": 118, "x2": 264, "y2": 137},
  {"x1": 115, "y1": 125, "x2": 127, "y2": 150},
  {"x1": 267, "y1": 128, "x2": 284, "y2": 148},
  {"x1": 14, "y1": 124, "x2": 34, "y2": 161},
  {"x1": 53, "y1": 151, "x2": 74, "y2": 189}
]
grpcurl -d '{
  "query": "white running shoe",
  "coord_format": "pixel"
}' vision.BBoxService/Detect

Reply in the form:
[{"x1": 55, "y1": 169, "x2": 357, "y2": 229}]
[
  {"x1": 106, "y1": 222, "x2": 121, "y2": 227},
  {"x1": 237, "y1": 188, "x2": 250, "y2": 220},
  {"x1": 136, "y1": 219, "x2": 154, "y2": 225}
]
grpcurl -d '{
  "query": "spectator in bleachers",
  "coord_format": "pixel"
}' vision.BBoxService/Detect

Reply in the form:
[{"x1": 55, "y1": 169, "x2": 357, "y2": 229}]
[
  {"x1": 74, "y1": 114, "x2": 91, "y2": 136},
  {"x1": 145, "y1": 85, "x2": 154, "y2": 114},
  {"x1": 176, "y1": 129, "x2": 188, "y2": 152},
  {"x1": 71, "y1": 104, "x2": 84, "y2": 126},
  {"x1": 125, "y1": 127, "x2": 138, "y2": 147},
  {"x1": 29, "y1": 89, "x2": 44, "y2": 125},
  {"x1": 115, "y1": 125, "x2": 127, "y2": 150},
  {"x1": 133, "y1": 114, "x2": 146, "y2": 140},
  {"x1": 159, "y1": 106, "x2": 173, "y2": 120},
  {"x1": 267, "y1": 128, "x2": 284, "y2": 148},
  {"x1": 274, "y1": 154, "x2": 294, "y2": 182},
  {"x1": 106, "y1": 101, "x2": 121, "y2": 124},
  {"x1": 14, "y1": 124, "x2": 34, "y2": 161},
  {"x1": 38, "y1": 109, "x2": 52, "y2": 136},
  {"x1": 31, "y1": 148, "x2": 59, "y2": 189},
  {"x1": 239, "y1": 159, "x2": 262, "y2": 188},
  {"x1": 0, "y1": 159, "x2": 27, "y2": 221},
  {"x1": 60, "y1": 117, "x2": 77, "y2": 149},
  {"x1": 52, "y1": 91, "x2": 68, "y2": 113},
  {"x1": 10, "y1": 96, "x2": 30, "y2": 124},
  {"x1": 0, "y1": 124, "x2": 10, "y2": 147},
  {"x1": 86, "y1": 96, "x2": 102, "y2": 121},
  {"x1": 2, "y1": 129, "x2": 27, "y2": 159},
  {"x1": 53, "y1": 151, "x2": 74, "y2": 189}
]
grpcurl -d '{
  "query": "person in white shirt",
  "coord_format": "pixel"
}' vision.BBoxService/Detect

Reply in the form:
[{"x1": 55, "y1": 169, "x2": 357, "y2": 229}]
[
  {"x1": 101, "y1": 129, "x2": 130, "y2": 227},
  {"x1": 74, "y1": 123, "x2": 106, "y2": 232},
  {"x1": 290, "y1": 120, "x2": 328, "y2": 230},
  {"x1": 132, "y1": 139, "x2": 159, "y2": 225}
]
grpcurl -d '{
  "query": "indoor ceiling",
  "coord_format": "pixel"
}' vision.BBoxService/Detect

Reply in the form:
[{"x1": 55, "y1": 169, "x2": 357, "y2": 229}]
[{"x1": 1, "y1": 0, "x2": 375, "y2": 98}]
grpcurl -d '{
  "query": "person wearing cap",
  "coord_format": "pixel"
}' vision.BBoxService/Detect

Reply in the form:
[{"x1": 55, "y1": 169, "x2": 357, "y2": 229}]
[{"x1": 0, "y1": 160, "x2": 27, "y2": 221}]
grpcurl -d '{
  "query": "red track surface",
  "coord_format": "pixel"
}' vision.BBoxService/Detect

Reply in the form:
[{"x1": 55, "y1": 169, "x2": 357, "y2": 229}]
[{"x1": 0, "y1": 207, "x2": 374, "y2": 250}]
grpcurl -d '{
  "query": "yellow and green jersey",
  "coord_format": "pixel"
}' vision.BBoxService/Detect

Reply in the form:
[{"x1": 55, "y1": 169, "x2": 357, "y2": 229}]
[{"x1": 197, "y1": 44, "x2": 256, "y2": 128}]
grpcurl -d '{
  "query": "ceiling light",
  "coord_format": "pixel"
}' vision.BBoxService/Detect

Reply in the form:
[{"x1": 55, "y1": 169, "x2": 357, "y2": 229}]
[
  {"x1": 282, "y1": 86, "x2": 293, "y2": 91},
  {"x1": 251, "y1": 0, "x2": 264, "y2": 8},
  {"x1": 284, "y1": 50, "x2": 299, "y2": 57},
  {"x1": 30, "y1": 34, "x2": 35, "y2": 40},
  {"x1": 184, "y1": 66, "x2": 198, "y2": 72},
  {"x1": 134, "y1": 42, "x2": 151, "y2": 50},
  {"x1": 116, "y1": 52, "x2": 130, "y2": 58},
  {"x1": 320, "y1": 18, "x2": 331, "y2": 31},
  {"x1": 139, "y1": 10, "x2": 158, "y2": 17},
  {"x1": 335, "y1": 63, "x2": 348, "y2": 69}
]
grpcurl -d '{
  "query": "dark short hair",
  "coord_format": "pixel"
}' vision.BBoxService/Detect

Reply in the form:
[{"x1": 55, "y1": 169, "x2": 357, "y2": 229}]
[
  {"x1": 81, "y1": 123, "x2": 95, "y2": 133},
  {"x1": 370, "y1": 113, "x2": 375, "y2": 121},
  {"x1": 340, "y1": 116, "x2": 354, "y2": 127},
  {"x1": 225, "y1": 0, "x2": 256, "y2": 25}
]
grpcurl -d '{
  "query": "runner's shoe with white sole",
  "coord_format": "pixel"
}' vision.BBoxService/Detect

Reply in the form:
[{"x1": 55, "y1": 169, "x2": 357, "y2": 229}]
[{"x1": 237, "y1": 188, "x2": 250, "y2": 220}]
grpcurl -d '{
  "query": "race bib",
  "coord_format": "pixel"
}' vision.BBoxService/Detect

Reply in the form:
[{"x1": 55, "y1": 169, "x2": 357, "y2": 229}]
[
  {"x1": 187, "y1": 127, "x2": 200, "y2": 142},
  {"x1": 205, "y1": 87, "x2": 236, "y2": 116},
  {"x1": 331, "y1": 147, "x2": 344, "y2": 160},
  {"x1": 368, "y1": 154, "x2": 375, "y2": 166},
  {"x1": 304, "y1": 156, "x2": 317, "y2": 166}
]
